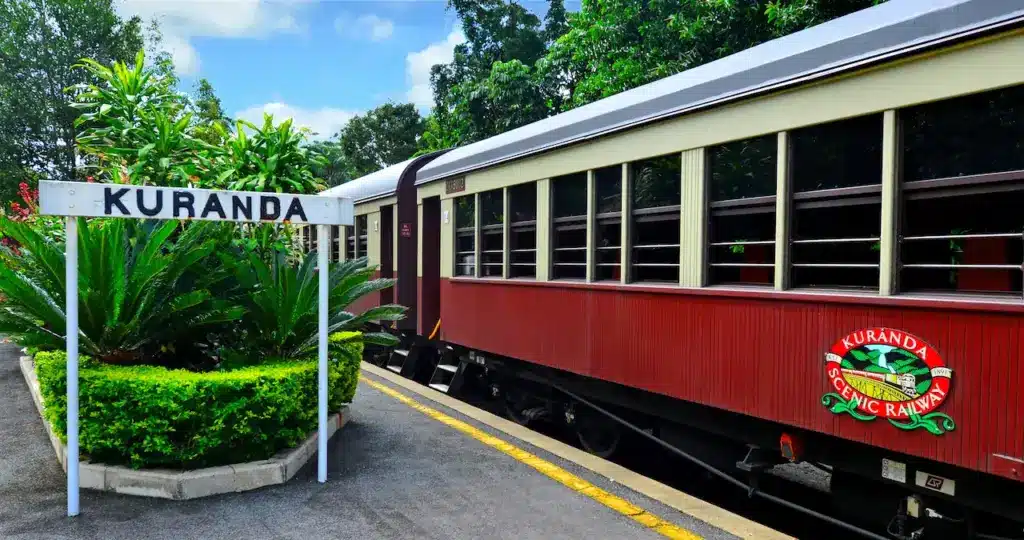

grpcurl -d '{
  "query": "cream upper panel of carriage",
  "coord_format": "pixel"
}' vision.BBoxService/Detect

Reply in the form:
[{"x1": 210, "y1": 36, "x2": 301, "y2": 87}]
[
  {"x1": 431, "y1": 28, "x2": 1024, "y2": 199},
  {"x1": 435, "y1": 26, "x2": 1024, "y2": 297}
]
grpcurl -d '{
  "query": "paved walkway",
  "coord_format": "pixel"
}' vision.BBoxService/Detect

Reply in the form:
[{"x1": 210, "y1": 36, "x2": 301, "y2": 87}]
[{"x1": 0, "y1": 342, "x2": 740, "y2": 540}]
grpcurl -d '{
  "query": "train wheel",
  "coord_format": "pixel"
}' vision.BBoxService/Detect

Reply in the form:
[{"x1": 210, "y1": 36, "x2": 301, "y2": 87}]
[
  {"x1": 503, "y1": 387, "x2": 542, "y2": 426},
  {"x1": 575, "y1": 410, "x2": 621, "y2": 459}
]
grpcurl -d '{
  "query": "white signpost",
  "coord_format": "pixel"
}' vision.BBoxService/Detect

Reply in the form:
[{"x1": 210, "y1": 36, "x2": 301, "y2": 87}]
[{"x1": 38, "y1": 181, "x2": 353, "y2": 516}]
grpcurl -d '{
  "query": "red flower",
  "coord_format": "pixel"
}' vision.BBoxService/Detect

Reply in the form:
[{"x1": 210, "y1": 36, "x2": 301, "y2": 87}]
[{"x1": 86, "y1": 176, "x2": 95, "y2": 183}]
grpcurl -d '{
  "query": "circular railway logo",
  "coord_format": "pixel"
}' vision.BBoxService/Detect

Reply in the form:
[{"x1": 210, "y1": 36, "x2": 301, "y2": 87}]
[{"x1": 821, "y1": 327, "x2": 955, "y2": 436}]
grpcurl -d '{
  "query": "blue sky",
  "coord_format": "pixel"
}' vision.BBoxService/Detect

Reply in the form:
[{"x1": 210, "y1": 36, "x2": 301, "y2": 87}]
[{"x1": 115, "y1": 0, "x2": 569, "y2": 139}]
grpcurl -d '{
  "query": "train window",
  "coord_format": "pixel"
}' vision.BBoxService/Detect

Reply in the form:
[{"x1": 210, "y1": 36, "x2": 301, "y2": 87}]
[
  {"x1": 331, "y1": 226, "x2": 340, "y2": 261},
  {"x1": 706, "y1": 135, "x2": 777, "y2": 286},
  {"x1": 631, "y1": 155, "x2": 681, "y2": 283},
  {"x1": 356, "y1": 215, "x2": 368, "y2": 259},
  {"x1": 552, "y1": 172, "x2": 587, "y2": 280},
  {"x1": 790, "y1": 114, "x2": 882, "y2": 290},
  {"x1": 509, "y1": 182, "x2": 537, "y2": 279},
  {"x1": 899, "y1": 85, "x2": 1024, "y2": 298},
  {"x1": 595, "y1": 166, "x2": 622, "y2": 281},
  {"x1": 480, "y1": 189, "x2": 504, "y2": 277},
  {"x1": 454, "y1": 195, "x2": 475, "y2": 277},
  {"x1": 345, "y1": 225, "x2": 355, "y2": 260}
]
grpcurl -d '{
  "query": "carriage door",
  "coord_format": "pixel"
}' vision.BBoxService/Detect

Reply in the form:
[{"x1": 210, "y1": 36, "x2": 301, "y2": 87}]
[
  {"x1": 380, "y1": 205, "x2": 394, "y2": 305},
  {"x1": 420, "y1": 196, "x2": 442, "y2": 337}
]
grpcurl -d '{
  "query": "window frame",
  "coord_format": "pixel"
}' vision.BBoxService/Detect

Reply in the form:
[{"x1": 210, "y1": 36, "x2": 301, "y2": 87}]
[
  {"x1": 453, "y1": 193, "x2": 477, "y2": 277},
  {"x1": 704, "y1": 136, "x2": 778, "y2": 287},
  {"x1": 508, "y1": 182, "x2": 537, "y2": 279},
  {"x1": 785, "y1": 114, "x2": 885, "y2": 291},
  {"x1": 628, "y1": 156, "x2": 681, "y2": 284},
  {"x1": 550, "y1": 172, "x2": 589, "y2": 281},
  {"x1": 896, "y1": 96, "x2": 1024, "y2": 299}
]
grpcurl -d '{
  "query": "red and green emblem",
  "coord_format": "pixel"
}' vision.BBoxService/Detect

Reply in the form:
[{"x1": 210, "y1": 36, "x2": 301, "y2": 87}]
[{"x1": 821, "y1": 327, "x2": 954, "y2": 436}]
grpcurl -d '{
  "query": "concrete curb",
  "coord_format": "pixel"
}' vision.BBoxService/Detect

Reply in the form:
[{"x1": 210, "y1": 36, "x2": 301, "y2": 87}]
[{"x1": 20, "y1": 355, "x2": 349, "y2": 500}]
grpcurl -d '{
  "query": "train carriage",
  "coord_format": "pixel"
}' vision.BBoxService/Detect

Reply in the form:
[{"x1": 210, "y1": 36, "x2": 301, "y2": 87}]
[{"x1": 316, "y1": 0, "x2": 1024, "y2": 535}]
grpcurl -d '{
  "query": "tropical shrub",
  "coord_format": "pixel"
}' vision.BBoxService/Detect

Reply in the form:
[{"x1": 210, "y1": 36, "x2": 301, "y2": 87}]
[
  {"x1": 0, "y1": 217, "x2": 243, "y2": 365},
  {"x1": 226, "y1": 253, "x2": 403, "y2": 360},
  {"x1": 215, "y1": 114, "x2": 328, "y2": 194},
  {"x1": 70, "y1": 50, "x2": 329, "y2": 197},
  {"x1": 0, "y1": 180, "x2": 64, "y2": 253},
  {"x1": 71, "y1": 50, "x2": 213, "y2": 188},
  {"x1": 34, "y1": 333, "x2": 362, "y2": 469}
]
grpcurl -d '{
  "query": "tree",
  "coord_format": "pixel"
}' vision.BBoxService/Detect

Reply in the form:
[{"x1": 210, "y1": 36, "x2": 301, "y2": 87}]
[
  {"x1": 542, "y1": 0, "x2": 569, "y2": 45},
  {"x1": 306, "y1": 139, "x2": 353, "y2": 187},
  {"x1": 540, "y1": 0, "x2": 882, "y2": 111},
  {"x1": 191, "y1": 78, "x2": 231, "y2": 146},
  {"x1": 416, "y1": 113, "x2": 463, "y2": 156},
  {"x1": 338, "y1": 102, "x2": 423, "y2": 178},
  {"x1": 0, "y1": 0, "x2": 145, "y2": 200},
  {"x1": 427, "y1": 0, "x2": 553, "y2": 146}
]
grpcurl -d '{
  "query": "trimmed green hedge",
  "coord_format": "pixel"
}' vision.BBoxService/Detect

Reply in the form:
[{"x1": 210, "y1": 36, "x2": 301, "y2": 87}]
[{"x1": 34, "y1": 332, "x2": 363, "y2": 469}]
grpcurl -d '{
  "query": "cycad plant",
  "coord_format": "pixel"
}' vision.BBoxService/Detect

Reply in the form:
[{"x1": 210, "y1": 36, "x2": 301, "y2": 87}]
[
  {"x1": 0, "y1": 218, "x2": 243, "y2": 364},
  {"x1": 228, "y1": 252, "x2": 403, "y2": 361}
]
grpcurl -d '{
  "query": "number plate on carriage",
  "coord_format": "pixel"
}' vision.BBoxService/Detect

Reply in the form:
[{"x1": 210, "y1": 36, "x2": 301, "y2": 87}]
[{"x1": 882, "y1": 458, "x2": 907, "y2": 483}]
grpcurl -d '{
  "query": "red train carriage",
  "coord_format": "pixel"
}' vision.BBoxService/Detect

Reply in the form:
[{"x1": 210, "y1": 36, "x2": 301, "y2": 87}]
[{"x1": 319, "y1": 0, "x2": 1024, "y2": 536}]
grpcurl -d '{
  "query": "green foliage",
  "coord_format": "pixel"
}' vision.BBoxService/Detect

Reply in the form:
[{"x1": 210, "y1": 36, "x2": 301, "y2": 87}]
[
  {"x1": 0, "y1": 0, "x2": 145, "y2": 185},
  {"x1": 227, "y1": 253, "x2": 405, "y2": 359},
  {"x1": 71, "y1": 50, "x2": 210, "y2": 187},
  {"x1": 33, "y1": 336, "x2": 362, "y2": 469},
  {"x1": 428, "y1": 0, "x2": 559, "y2": 146},
  {"x1": 190, "y1": 78, "x2": 231, "y2": 146},
  {"x1": 338, "y1": 102, "x2": 424, "y2": 178},
  {"x1": 0, "y1": 217, "x2": 243, "y2": 365},
  {"x1": 416, "y1": 113, "x2": 463, "y2": 156},
  {"x1": 71, "y1": 50, "x2": 326, "y2": 196},
  {"x1": 217, "y1": 114, "x2": 327, "y2": 194},
  {"x1": 421, "y1": 0, "x2": 882, "y2": 150},
  {"x1": 305, "y1": 139, "x2": 354, "y2": 187}
]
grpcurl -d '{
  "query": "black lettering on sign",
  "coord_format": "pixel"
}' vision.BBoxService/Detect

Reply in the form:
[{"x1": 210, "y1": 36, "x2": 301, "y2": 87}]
[
  {"x1": 201, "y1": 193, "x2": 227, "y2": 219},
  {"x1": 173, "y1": 191, "x2": 195, "y2": 218},
  {"x1": 925, "y1": 476, "x2": 944, "y2": 490},
  {"x1": 283, "y1": 198, "x2": 307, "y2": 222},
  {"x1": 233, "y1": 196, "x2": 253, "y2": 220},
  {"x1": 105, "y1": 187, "x2": 131, "y2": 215},
  {"x1": 137, "y1": 189, "x2": 163, "y2": 216},
  {"x1": 260, "y1": 196, "x2": 280, "y2": 220},
  {"x1": 445, "y1": 177, "x2": 466, "y2": 194}
]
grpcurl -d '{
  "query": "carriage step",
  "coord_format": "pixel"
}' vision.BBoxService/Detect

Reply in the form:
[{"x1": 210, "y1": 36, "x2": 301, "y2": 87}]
[
  {"x1": 436, "y1": 363, "x2": 458, "y2": 373},
  {"x1": 429, "y1": 383, "x2": 450, "y2": 393},
  {"x1": 385, "y1": 364, "x2": 402, "y2": 374},
  {"x1": 394, "y1": 349, "x2": 409, "y2": 356}
]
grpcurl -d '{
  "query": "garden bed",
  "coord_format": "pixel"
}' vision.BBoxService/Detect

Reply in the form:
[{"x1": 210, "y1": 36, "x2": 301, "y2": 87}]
[{"x1": 19, "y1": 334, "x2": 362, "y2": 500}]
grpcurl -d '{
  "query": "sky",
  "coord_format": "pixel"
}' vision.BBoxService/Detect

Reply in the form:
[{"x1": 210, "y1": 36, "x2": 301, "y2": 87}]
[{"x1": 114, "y1": 0, "x2": 567, "y2": 140}]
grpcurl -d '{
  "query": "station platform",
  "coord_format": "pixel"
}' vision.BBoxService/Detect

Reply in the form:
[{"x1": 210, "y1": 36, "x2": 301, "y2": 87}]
[{"x1": 0, "y1": 340, "x2": 788, "y2": 539}]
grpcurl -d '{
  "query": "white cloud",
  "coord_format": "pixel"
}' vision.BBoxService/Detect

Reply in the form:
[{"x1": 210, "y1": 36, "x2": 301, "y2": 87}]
[
  {"x1": 405, "y1": 29, "x2": 466, "y2": 110},
  {"x1": 160, "y1": 33, "x2": 201, "y2": 76},
  {"x1": 234, "y1": 102, "x2": 359, "y2": 140},
  {"x1": 334, "y1": 13, "x2": 394, "y2": 42},
  {"x1": 116, "y1": 0, "x2": 309, "y2": 75}
]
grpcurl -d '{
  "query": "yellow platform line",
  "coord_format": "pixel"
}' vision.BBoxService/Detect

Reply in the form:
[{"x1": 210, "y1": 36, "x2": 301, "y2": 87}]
[{"x1": 360, "y1": 375, "x2": 703, "y2": 540}]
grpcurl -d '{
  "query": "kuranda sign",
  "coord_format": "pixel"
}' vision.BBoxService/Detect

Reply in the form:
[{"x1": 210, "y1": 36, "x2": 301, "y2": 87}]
[
  {"x1": 821, "y1": 327, "x2": 955, "y2": 436},
  {"x1": 39, "y1": 181, "x2": 352, "y2": 225}
]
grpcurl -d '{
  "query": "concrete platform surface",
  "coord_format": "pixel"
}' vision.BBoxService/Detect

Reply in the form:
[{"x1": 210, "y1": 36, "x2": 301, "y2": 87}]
[{"x1": 1, "y1": 341, "x2": 745, "y2": 539}]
